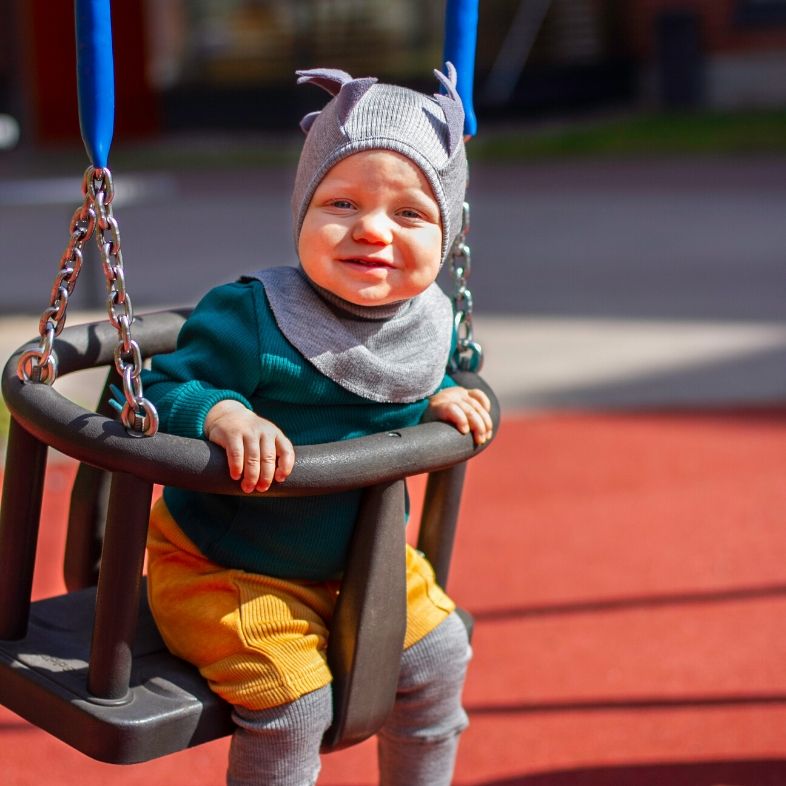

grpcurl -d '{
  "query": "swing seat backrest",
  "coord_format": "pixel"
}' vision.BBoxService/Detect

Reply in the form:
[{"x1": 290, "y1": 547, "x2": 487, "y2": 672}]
[{"x1": 0, "y1": 311, "x2": 498, "y2": 764}]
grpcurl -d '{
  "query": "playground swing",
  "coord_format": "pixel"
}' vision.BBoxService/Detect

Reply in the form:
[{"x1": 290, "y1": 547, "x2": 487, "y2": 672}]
[{"x1": 0, "y1": 0, "x2": 498, "y2": 766}]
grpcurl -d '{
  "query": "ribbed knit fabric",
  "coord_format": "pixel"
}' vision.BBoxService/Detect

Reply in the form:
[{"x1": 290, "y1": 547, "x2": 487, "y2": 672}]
[
  {"x1": 228, "y1": 687, "x2": 333, "y2": 786},
  {"x1": 378, "y1": 612, "x2": 471, "y2": 786},
  {"x1": 251, "y1": 266, "x2": 453, "y2": 403},
  {"x1": 292, "y1": 66, "x2": 468, "y2": 265},
  {"x1": 142, "y1": 277, "x2": 455, "y2": 580}
]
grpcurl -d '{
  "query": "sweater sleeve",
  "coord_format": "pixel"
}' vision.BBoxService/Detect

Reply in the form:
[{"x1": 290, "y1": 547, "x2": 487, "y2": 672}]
[{"x1": 142, "y1": 281, "x2": 263, "y2": 438}]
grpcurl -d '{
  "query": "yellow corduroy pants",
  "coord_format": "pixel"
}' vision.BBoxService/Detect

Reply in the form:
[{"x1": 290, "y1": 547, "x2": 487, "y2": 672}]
[{"x1": 146, "y1": 497, "x2": 455, "y2": 710}]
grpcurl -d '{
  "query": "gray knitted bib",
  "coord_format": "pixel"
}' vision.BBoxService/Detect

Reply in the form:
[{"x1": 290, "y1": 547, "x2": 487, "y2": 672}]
[{"x1": 251, "y1": 266, "x2": 453, "y2": 403}]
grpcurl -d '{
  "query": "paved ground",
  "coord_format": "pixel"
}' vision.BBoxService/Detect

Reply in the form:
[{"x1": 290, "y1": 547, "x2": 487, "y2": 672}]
[
  {"x1": 2, "y1": 152, "x2": 786, "y2": 411},
  {"x1": 4, "y1": 408, "x2": 786, "y2": 785}
]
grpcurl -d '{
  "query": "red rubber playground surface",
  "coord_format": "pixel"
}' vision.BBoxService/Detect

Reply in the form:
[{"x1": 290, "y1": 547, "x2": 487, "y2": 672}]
[{"x1": 2, "y1": 408, "x2": 786, "y2": 785}]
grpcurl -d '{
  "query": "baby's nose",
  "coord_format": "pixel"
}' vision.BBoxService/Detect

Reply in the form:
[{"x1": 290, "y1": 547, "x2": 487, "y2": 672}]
[{"x1": 352, "y1": 210, "x2": 393, "y2": 244}]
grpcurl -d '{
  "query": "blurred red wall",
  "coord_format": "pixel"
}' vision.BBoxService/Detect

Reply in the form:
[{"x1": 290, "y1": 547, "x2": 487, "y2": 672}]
[
  {"x1": 621, "y1": 0, "x2": 786, "y2": 57},
  {"x1": 21, "y1": 0, "x2": 158, "y2": 145}
]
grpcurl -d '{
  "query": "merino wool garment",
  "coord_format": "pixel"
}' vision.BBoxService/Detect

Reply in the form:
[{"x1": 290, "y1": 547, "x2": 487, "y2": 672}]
[{"x1": 251, "y1": 266, "x2": 453, "y2": 404}]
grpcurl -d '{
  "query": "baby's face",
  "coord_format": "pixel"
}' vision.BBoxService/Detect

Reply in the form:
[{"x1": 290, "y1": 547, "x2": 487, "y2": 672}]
[{"x1": 298, "y1": 150, "x2": 442, "y2": 306}]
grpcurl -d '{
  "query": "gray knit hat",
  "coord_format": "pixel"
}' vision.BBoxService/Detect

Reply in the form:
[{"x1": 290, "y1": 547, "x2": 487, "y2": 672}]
[{"x1": 291, "y1": 64, "x2": 468, "y2": 265}]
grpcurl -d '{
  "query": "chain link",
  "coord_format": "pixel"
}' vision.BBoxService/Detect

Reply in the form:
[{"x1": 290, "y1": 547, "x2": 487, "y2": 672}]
[
  {"x1": 17, "y1": 172, "x2": 95, "y2": 385},
  {"x1": 17, "y1": 166, "x2": 158, "y2": 436},
  {"x1": 449, "y1": 202, "x2": 483, "y2": 372},
  {"x1": 89, "y1": 168, "x2": 158, "y2": 436}
]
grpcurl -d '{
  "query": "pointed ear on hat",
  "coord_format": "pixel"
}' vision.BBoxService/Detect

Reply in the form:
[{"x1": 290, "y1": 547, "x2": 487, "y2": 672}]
[
  {"x1": 296, "y1": 68, "x2": 354, "y2": 95},
  {"x1": 432, "y1": 62, "x2": 465, "y2": 157},
  {"x1": 296, "y1": 68, "x2": 378, "y2": 130},
  {"x1": 299, "y1": 111, "x2": 320, "y2": 134},
  {"x1": 335, "y1": 77, "x2": 378, "y2": 125}
]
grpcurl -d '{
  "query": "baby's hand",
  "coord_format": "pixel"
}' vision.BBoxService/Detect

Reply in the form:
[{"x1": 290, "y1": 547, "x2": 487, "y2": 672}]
[
  {"x1": 425, "y1": 387, "x2": 493, "y2": 446},
  {"x1": 204, "y1": 400, "x2": 295, "y2": 493}
]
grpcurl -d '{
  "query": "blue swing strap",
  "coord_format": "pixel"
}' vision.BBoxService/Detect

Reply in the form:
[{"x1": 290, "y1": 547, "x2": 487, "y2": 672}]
[
  {"x1": 443, "y1": 0, "x2": 479, "y2": 138},
  {"x1": 74, "y1": 0, "x2": 114, "y2": 169},
  {"x1": 444, "y1": 0, "x2": 483, "y2": 372}
]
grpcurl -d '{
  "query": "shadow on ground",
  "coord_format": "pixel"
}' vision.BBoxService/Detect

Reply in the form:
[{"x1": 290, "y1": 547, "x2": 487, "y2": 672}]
[{"x1": 479, "y1": 758, "x2": 786, "y2": 786}]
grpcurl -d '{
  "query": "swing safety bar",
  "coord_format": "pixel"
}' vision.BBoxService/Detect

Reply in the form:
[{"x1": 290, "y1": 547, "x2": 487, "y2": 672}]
[{"x1": 0, "y1": 311, "x2": 499, "y2": 763}]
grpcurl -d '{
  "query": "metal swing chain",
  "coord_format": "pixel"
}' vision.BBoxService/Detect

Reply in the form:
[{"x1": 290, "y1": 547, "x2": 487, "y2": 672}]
[
  {"x1": 17, "y1": 171, "x2": 96, "y2": 386},
  {"x1": 89, "y1": 167, "x2": 159, "y2": 436},
  {"x1": 16, "y1": 166, "x2": 159, "y2": 437},
  {"x1": 449, "y1": 201, "x2": 483, "y2": 372}
]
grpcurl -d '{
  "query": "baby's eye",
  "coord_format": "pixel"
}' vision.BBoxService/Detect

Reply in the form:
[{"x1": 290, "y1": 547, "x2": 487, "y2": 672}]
[
  {"x1": 398, "y1": 208, "x2": 424, "y2": 220},
  {"x1": 329, "y1": 199, "x2": 354, "y2": 210}
]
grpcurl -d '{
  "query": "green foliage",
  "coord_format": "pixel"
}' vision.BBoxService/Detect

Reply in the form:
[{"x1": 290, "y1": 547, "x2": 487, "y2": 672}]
[{"x1": 471, "y1": 111, "x2": 786, "y2": 161}]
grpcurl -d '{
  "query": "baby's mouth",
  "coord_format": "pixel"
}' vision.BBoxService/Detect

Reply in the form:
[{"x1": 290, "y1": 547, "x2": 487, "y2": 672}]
[{"x1": 341, "y1": 257, "x2": 392, "y2": 268}]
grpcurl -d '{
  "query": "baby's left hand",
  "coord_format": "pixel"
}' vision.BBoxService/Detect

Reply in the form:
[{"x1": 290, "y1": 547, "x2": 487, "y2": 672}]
[{"x1": 425, "y1": 387, "x2": 493, "y2": 445}]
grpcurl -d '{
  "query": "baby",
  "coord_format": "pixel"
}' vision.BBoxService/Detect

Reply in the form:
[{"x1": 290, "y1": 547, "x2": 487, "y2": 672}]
[{"x1": 142, "y1": 64, "x2": 492, "y2": 786}]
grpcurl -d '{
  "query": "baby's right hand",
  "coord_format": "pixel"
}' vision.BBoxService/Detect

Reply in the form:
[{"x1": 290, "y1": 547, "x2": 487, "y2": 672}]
[{"x1": 204, "y1": 400, "x2": 295, "y2": 493}]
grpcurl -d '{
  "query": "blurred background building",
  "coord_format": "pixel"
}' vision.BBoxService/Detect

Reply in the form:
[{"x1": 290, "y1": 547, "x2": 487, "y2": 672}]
[{"x1": 3, "y1": 0, "x2": 786, "y2": 149}]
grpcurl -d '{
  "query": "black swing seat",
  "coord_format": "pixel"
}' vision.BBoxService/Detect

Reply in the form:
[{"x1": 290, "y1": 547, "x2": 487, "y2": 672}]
[{"x1": 0, "y1": 311, "x2": 499, "y2": 764}]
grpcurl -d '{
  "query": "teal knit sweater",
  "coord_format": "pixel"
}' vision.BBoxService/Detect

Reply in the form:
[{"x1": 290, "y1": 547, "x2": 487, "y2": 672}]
[{"x1": 143, "y1": 278, "x2": 455, "y2": 580}]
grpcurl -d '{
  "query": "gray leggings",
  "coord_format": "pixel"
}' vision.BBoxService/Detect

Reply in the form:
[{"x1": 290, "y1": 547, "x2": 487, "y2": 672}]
[{"x1": 227, "y1": 611, "x2": 471, "y2": 786}]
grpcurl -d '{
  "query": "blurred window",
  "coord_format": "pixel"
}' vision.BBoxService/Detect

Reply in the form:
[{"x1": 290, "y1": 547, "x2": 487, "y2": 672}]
[{"x1": 145, "y1": 0, "x2": 443, "y2": 90}]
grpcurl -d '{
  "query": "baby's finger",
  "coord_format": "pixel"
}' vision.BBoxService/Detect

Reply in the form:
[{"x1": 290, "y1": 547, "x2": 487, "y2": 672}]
[
  {"x1": 224, "y1": 434, "x2": 246, "y2": 482},
  {"x1": 429, "y1": 399, "x2": 470, "y2": 434},
  {"x1": 468, "y1": 395, "x2": 494, "y2": 436},
  {"x1": 465, "y1": 404, "x2": 490, "y2": 445},
  {"x1": 255, "y1": 433, "x2": 278, "y2": 492},
  {"x1": 274, "y1": 434, "x2": 296, "y2": 483},
  {"x1": 241, "y1": 433, "x2": 261, "y2": 493},
  {"x1": 467, "y1": 388, "x2": 492, "y2": 413},
  {"x1": 445, "y1": 402, "x2": 471, "y2": 435}
]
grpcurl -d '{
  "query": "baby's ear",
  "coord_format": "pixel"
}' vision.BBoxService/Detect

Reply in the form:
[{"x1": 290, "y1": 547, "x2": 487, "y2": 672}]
[{"x1": 432, "y1": 62, "x2": 465, "y2": 157}]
